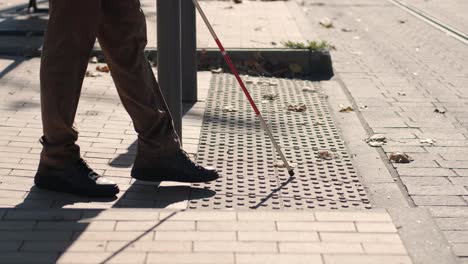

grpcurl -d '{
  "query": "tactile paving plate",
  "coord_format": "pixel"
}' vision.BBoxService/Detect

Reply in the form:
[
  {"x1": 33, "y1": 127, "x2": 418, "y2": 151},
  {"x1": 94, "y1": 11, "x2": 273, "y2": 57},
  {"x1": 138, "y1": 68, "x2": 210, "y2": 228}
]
[{"x1": 189, "y1": 74, "x2": 371, "y2": 210}]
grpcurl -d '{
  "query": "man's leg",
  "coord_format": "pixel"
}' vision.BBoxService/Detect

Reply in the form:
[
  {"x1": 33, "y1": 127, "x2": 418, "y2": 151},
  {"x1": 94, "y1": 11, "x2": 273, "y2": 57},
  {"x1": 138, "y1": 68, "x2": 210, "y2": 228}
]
[
  {"x1": 97, "y1": 0, "x2": 218, "y2": 183},
  {"x1": 97, "y1": 0, "x2": 180, "y2": 167},
  {"x1": 36, "y1": 0, "x2": 119, "y2": 197},
  {"x1": 40, "y1": 0, "x2": 100, "y2": 166}
]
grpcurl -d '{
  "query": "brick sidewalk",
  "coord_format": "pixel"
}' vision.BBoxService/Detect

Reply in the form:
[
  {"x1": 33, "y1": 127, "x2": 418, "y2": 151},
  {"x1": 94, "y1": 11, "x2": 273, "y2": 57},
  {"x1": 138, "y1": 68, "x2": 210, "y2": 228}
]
[{"x1": 0, "y1": 209, "x2": 411, "y2": 264}]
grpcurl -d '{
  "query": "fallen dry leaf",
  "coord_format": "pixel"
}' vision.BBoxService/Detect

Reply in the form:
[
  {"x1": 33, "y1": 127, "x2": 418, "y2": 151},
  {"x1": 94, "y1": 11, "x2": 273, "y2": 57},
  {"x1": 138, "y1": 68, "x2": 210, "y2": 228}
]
[
  {"x1": 262, "y1": 93, "x2": 278, "y2": 101},
  {"x1": 397, "y1": 92, "x2": 407, "y2": 96},
  {"x1": 341, "y1": 28, "x2": 354, "y2": 32},
  {"x1": 398, "y1": 19, "x2": 407, "y2": 24},
  {"x1": 319, "y1": 17, "x2": 334, "y2": 28},
  {"x1": 434, "y1": 108, "x2": 446, "y2": 114},
  {"x1": 420, "y1": 138, "x2": 436, "y2": 145},
  {"x1": 318, "y1": 150, "x2": 335, "y2": 160},
  {"x1": 273, "y1": 161, "x2": 297, "y2": 168},
  {"x1": 96, "y1": 65, "x2": 110, "y2": 73},
  {"x1": 211, "y1": 68, "x2": 223, "y2": 74},
  {"x1": 288, "y1": 103, "x2": 307, "y2": 112},
  {"x1": 85, "y1": 71, "x2": 102, "y2": 78},
  {"x1": 222, "y1": 106, "x2": 237, "y2": 112},
  {"x1": 339, "y1": 104, "x2": 354, "y2": 112},
  {"x1": 366, "y1": 134, "x2": 387, "y2": 147},
  {"x1": 233, "y1": 0, "x2": 242, "y2": 3},
  {"x1": 302, "y1": 87, "x2": 317, "y2": 93},
  {"x1": 389, "y1": 152, "x2": 413, "y2": 163}
]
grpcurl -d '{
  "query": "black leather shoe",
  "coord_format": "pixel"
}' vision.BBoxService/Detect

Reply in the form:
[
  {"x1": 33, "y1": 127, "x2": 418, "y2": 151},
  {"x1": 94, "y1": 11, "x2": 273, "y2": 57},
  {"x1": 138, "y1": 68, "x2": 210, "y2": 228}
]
[
  {"x1": 131, "y1": 149, "x2": 220, "y2": 183},
  {"x1": 34, "y1": 159, "x2": 119, "y2": 198}
]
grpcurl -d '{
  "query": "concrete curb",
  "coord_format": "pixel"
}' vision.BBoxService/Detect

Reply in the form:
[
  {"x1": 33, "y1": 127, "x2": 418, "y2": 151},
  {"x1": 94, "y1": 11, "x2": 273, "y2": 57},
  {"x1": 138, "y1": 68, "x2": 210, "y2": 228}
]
[
  {"x1": 0, "y1": 44, "x2": 333, "y2": 79},
  {"x1": 95, "y1": 48, "x2": 333, "y2": 79}
]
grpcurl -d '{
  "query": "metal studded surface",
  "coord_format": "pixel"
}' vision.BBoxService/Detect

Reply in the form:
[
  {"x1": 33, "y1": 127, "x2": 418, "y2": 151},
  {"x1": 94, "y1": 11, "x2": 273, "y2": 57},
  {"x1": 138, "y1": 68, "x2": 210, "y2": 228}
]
[{"x1": 189, "y1": 74, "x2": 371, "y2": 210}]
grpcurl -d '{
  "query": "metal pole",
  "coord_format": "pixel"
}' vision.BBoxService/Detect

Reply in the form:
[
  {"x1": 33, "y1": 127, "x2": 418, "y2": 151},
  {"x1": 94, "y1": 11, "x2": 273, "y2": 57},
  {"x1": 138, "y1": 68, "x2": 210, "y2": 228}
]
[
  {"x1": 157, "y1": 0, "x2": 183, "y2": 140},
  {"x1": 181, "y1": 0, "x2": 198, "y2": 103}
]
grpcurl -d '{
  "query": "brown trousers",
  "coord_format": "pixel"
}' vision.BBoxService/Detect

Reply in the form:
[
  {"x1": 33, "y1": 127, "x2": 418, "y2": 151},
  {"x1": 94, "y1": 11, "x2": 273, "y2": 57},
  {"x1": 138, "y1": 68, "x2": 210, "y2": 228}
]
[{"x1": 40, "y1": 0, "x2": 180, "y2": 168}]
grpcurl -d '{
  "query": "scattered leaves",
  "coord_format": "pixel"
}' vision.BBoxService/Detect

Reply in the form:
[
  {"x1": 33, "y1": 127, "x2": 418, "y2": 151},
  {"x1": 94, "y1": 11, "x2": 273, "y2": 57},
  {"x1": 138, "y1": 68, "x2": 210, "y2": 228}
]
[
  {"x1": 318, "y1": 150, "x2": 335, "y2": 160},
  {"x1": 420, "y1": 138, "x2": 436, "y2": 145},
  {"x1": 211, "y1": 68, "x2": 223, "y2": 74},
  {"x1": 366, "y1": 134, "x2": 387, "y2": 147},
  {"x1": 302, "y1": 87, "x2": 317, "y2": 93},
  {"x1": 434, "y1": 108, "x2": 446, "y2": 114},
  {"x1": 222, "y1": 106, "x2": 237, "y2": 112},
  {"x1": 262, "y1": 93, "x2": 278, "y2": 101},
  {"x1": 282, "y1": 40, "x2": 334, "y2": 52},
  {"x1": 288, "y1": 103, "x2": 307, "y2": 112},
  {"x1": 85, "y1": 71, "x2": 102, "y2": 77},
  {"x1": 341, "y1": 28, "x2": 354, "y2": 32},
  {"x1": 319, "y1": 17, "x2": 334, "y2": 28},
  {"x1": 339, "y1": 104, "x2": 354, "y2": 112},
  {"x1": 389, "y1": 152, "x2": 413, "y2": 163},
  {"x1": 273, "y1": 161, "x2": 297, "y2": 168},
  {"x1": 233, "y1": 0, "x2": 242, "y2": 4},
  {"x1": 96, "y1": 65, "x2": 110, "y2": 73}
]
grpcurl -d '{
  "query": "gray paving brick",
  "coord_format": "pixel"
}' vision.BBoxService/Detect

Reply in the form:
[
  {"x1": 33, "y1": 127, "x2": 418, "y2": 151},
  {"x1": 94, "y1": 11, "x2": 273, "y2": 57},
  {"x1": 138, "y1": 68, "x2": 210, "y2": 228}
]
[
  {"x1": 236, "y1": 253, "x2": 322, "y2": 264},
  {"x1": 355, "y1": 222, "x2": 397, "y2": 233},
  {"x1": 276, "y1": 221, "x2": 355, "y2": 232},
  {"x1": 196, "y1": 221, "x2": 276, "y2": 231},
  {"x1": 452, "y1": 243, "x2": 468, "y2": 257},
  {"x1": 362, "y1": 243, "x2": 407, "y2": 254},
  {"x1": 406, "y1": 185, "x2": 468, "y2": 196},
  {"x1": 320, "y1": 232, "x2": 402, "y2": 243},
  {"x1": 435, "y1": 218, "x2": 468, "y2": 231},
  {"x1": 5, "y1": 210, "x2": 82, "y2": 220},
  {"x1": 147, "y1": 253, "x2": 234, "y2": 264},
  {"x1": 413, "y1": 196, "x2": 467, "y2": 206},
  {"x1": 439, "y1": 161, "x2": 468, "y2": 169},
  {"x1": 237, "y1": 211, "x2": 315, "y2": 221},
  {"x1": 36, "y1": 221, "x2": 116, "y2": 231},
  {"x1": 400, "y1": 177, "x2": 451, "y2": 186},
  {"x1": 155, "y1": 231, "x2": 236, "y2": 241},
  {"x1": 57, "y1": 252, "x2": 146, "y2": 264},
  {"x1": 315, "y1": 211, "x2": 391, "y2": 222},
  {"x1": 0, "y1": 220, "x2": 35, "y2": 230},
  {"x1": 0, "y1": 231, "x2": 72, "y2": 241},
  {"x1": 0, "y1": 241, "x2": 21, "y2": 251},
  {"x1": 22, "y1": 241, "x2": 106, "y2": 252},
  {"x1": 0, "y1": 253, "x2": 58, "y2": 264},
  {"x1": 194, "y1": 241, "x2": 277, "y2": 253},
  {"x1": 73, "y1": 231, "x2": 152, "y2": 241},
  {"x1": 397, "y1": 168, "x2": 456, "y2": 177},
  {"x1": 430, "y1": 207, "x2": 468, "y2": 218},
  {"x1": 324, "y1": 255, "x2": 412, "y2": 264},
  {"x1": 445, "y1": 231, "x2": 468, "y2": 243},
  {"x1": 107, "y1": 241, "x2": 191, "y2": 252},
  {"x1": 116, "y1": 220, "x2": 195, "y2": 231},
  {"x1": 279, "y1": 242, "x2": 363, "y2": 254},
  {"x1": 239, "y1": 231, "x2": 318, "y2": 242}
]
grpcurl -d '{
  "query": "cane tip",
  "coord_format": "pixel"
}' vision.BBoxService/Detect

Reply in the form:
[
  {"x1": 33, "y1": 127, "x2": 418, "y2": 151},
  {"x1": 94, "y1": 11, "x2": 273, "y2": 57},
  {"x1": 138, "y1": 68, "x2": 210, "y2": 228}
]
[{"x1": 288, "y1": 169, "x2": 295, "y2": 177}]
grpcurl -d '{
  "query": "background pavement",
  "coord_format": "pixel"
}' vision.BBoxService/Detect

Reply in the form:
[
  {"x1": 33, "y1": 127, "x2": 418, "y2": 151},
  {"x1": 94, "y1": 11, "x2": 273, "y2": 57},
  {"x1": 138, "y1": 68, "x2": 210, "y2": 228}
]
[{"x1": 0, "y1": 0, "x2": 467, "y2": 263}]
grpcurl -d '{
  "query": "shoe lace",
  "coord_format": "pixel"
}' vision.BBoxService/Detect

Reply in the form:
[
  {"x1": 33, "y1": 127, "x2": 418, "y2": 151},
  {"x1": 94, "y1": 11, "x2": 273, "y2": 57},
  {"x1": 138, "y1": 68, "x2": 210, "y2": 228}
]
[
  {"x1": 77, "y1": 159, "x2": 100, "y2": 181},
  {"x1": 180, "y1": 150, "x2": 205, "y2": 171}
]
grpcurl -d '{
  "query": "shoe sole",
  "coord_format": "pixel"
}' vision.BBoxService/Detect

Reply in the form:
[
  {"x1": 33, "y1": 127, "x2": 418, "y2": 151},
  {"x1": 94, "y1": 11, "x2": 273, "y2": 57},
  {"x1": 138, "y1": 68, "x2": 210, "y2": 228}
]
[
  {"x1": 35, "y1": 174, "x2": 119, "y2": 198},
  {"x1": 131, "y1": 170, "x2": 220, "y2": 183}
]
